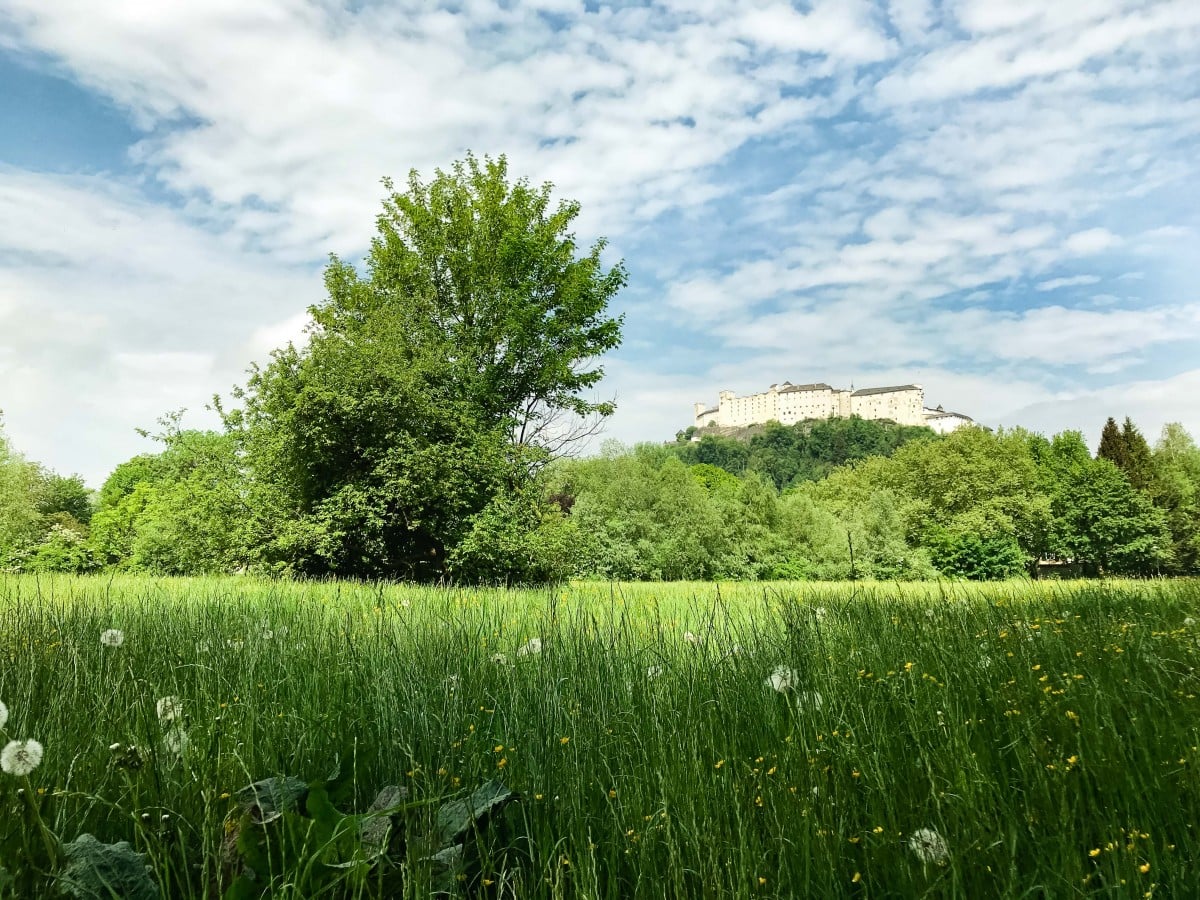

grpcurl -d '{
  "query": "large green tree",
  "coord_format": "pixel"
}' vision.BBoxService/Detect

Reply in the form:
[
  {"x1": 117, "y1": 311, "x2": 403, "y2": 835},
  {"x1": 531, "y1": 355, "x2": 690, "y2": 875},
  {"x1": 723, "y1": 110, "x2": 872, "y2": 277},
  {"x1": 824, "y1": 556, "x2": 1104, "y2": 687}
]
[
  {"x1": 1149, "y1": 423, "x2": 1200, "y2": 573},
  {"x1": 229, "y1": 154, "x2": 625, "y2": 580}
]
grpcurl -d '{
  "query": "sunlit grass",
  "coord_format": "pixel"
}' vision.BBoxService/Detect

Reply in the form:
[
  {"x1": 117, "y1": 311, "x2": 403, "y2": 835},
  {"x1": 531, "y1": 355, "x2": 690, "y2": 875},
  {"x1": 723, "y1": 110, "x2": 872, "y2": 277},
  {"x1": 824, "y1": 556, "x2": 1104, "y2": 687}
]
[{"x1": 1, "y1": 575, "x2": 1199, "y2": 897}]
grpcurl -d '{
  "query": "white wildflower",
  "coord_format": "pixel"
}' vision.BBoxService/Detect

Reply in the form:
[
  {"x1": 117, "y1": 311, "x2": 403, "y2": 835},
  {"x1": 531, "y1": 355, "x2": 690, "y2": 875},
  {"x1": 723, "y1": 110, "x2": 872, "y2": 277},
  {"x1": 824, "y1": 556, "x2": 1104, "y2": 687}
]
[
  {"x1": 517, "y1": 637, "x2": 543, "y2": 657},
  {"x1": 156, "y1": 696, "x2": 183, "y2": 724},
  {"x1": 0, "y1": 701, "x2": 7, "y2": 730},
  {"x1": 1, "y1": 739, "x2": 44, "y2": 776},
  {"x1": 813, "y1": 607, "x2": 827, "y2": 621},
  {"x1": 400, "y1": 599, "x2": 411, "y2": 609},
  {"x1": 162, "y1": 726, "x2": 189, "y2": 756},
  {"x1": 683, "y1": 631, "x2": 705, "y2": 646},
  {"x1": 260, "y1": 628, "x2": 274, "y2": 641},
  {"x1": 908, "y1": 827, "x2": 949, "y2": 865},
  {"x1": 766, "y1": 665, "x2": 798, "y2": 694},
  {"x1": 109, "y1": 742, "x2": 122, "y2": 752},
  {"x1": 1184, "y1": 617, "x2": 1197, "y2": 627},
  {"x1": 646, "y1": 665, "x2": 663, "y2": 679},
  {"x1": 100, "y1": 629, "x2": 125, "y2": 648}
]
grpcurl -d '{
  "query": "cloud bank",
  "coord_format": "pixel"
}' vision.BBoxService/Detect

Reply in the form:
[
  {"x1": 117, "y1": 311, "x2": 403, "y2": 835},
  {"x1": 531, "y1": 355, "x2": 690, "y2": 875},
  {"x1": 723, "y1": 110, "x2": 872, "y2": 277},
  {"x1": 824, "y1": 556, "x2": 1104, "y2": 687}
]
[{"x1": 0, "y1": 0, "x2": 1197, "y2": 482}]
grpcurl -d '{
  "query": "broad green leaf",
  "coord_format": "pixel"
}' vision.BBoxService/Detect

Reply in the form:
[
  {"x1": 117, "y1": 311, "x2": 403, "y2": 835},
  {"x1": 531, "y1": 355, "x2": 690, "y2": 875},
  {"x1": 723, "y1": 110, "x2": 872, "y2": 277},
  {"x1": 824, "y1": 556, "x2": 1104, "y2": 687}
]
[{"x1": 58, "y1": 834, "x2": 158, "y2": 900}]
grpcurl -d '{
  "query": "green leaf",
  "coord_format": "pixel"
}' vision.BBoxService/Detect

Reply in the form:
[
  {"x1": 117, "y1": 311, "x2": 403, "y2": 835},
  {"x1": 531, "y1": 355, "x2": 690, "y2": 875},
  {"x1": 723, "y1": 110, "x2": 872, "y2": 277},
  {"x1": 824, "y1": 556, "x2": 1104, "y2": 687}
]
[
  {"x1": 434, "y1": 780, "x2": 515, "y2": 846},
  {"x1": 58, "y1": 834, "x2": 159, "y2": 900},
  {"x1": 234, "y1": 776, "x2": 309, "y2": 825},
  {"x1": 360, "y1": 784, "x2": 407, "y2": 858}
]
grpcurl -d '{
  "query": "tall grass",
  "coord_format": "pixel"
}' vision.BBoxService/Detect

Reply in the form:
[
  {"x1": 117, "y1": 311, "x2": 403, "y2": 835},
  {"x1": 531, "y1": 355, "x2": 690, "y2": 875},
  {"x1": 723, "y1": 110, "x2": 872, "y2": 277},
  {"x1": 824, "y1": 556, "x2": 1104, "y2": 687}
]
[{"x1": 1, "y1": 575, "x2": 1198, "y2": 897}]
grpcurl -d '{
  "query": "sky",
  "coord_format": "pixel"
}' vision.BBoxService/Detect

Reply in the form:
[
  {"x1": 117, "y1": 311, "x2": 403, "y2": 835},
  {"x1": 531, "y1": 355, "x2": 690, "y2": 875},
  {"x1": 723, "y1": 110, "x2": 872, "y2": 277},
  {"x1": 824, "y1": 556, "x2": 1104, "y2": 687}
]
[{"x1": 1, "y1": 0, "x2": 1199, "y2": 487}]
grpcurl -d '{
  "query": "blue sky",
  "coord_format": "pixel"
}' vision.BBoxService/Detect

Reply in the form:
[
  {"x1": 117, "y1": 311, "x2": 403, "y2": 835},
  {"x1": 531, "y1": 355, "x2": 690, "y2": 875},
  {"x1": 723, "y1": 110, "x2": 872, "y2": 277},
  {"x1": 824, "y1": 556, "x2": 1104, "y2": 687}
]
[{"x1": 1, "y1": 0, "x2": 1199, "y2": 486}]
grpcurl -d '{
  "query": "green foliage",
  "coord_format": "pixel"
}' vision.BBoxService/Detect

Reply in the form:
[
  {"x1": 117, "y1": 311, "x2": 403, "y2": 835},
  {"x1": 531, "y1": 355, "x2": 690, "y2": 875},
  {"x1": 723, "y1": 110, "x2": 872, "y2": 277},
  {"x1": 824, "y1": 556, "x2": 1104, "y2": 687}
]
[
  {"x1": 1097, "y1": 416, "x2": 1125, "y2": 470},
  {"x1": 0, "y1": 416, "x2": 98, "y2": 572},
  {"x1": 446, "y1": 489, "x2": 580, "y2": 584},
  {"x1": 1149, "y1": 423, "x2": 1200, "y2": 573},
  {"x1": 0, "y1": 424, "x2": 45, "y2": 567},
  {"x1": 89, "y1": 424, "x2": 245, "y2": 575},
  {"x1": 1051, "y1": 456, "x2": 1171, "y2": 575},
  {"x1": 37, "y1": 474, "x2": 93, "y2": 525},
  {"x1": 227, "y1": 154, "x2": 625, "y2": 581},
  {"x1": 672, "y1": 416, "x2": 933, "y2": 489},
  {"x1": 1120, "y1": 417, "x2": 1154, "y2": 491},
  {"x1": 1035, "y1": 430, "x2": 1173, "y2": 575}
]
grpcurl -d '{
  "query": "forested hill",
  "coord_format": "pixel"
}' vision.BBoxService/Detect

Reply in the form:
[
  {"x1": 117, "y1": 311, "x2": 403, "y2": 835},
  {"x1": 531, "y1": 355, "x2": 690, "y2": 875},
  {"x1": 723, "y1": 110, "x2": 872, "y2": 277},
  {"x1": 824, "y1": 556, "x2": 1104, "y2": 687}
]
[{"x1": 670, "y1": 416, "x2": 936, "y2": 489}]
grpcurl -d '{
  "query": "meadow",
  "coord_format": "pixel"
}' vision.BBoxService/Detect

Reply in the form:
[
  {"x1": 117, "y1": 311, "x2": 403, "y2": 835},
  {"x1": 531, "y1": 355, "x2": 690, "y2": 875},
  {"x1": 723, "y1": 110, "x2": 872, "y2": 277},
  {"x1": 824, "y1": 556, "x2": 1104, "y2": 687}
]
[{"x1": 1, "y1": 575, "x2": 1198, "y2": 898}]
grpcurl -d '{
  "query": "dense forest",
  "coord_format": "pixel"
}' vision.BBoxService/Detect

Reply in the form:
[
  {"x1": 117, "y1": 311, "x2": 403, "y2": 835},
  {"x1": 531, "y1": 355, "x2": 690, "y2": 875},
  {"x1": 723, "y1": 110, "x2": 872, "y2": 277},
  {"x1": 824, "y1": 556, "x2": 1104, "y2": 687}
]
[
  {"x1": 2, "y1": 410, "x2": 1197, "y2": 581},
  {"x1": 3, "y1": 155, "x2": 1197, "y2": 583}
]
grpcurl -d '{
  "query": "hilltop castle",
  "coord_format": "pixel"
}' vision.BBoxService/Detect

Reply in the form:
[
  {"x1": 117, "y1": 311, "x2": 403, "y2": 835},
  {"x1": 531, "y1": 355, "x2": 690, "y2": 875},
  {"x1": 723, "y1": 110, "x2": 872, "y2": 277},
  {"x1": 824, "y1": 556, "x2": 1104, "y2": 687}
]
[{"x1": 693, "y1": 382, "x2": 973, "y2": 434}]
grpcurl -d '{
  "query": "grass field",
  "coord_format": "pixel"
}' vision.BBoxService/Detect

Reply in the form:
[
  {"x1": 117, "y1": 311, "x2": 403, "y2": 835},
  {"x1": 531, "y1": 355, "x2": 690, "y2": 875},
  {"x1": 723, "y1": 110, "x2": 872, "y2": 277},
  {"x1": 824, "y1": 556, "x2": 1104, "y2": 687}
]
[{"x1": 1, "y1": 576, "x2": 1199, "y2": 898}]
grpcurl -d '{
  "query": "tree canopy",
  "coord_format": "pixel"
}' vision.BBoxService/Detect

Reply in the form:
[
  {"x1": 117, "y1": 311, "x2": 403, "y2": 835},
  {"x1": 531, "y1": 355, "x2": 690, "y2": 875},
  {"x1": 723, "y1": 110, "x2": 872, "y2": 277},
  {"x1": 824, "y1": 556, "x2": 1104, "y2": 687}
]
[{"x1": 224, "y1": 154, "x2": 626, "y2": 580}]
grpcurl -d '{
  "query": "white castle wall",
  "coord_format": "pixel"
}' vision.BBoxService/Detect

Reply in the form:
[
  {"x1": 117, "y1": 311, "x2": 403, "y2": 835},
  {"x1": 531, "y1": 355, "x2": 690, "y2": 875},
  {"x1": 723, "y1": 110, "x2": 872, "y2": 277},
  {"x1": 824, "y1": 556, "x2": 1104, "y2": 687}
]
[{"x1": 694, "y1": 382, "x2": 938, "y2": 429}]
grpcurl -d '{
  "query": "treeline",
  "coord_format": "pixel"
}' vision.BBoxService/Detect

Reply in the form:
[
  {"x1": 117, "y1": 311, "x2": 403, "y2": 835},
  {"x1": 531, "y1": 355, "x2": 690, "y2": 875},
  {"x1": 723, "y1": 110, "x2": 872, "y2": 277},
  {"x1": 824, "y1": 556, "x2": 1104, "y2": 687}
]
[
  {"x1": 4, "y1": 412, "x2": 1198, "y2": 582},
  {"x1": 547, "y1": 416, "x2": 1198, "y2": 580}
]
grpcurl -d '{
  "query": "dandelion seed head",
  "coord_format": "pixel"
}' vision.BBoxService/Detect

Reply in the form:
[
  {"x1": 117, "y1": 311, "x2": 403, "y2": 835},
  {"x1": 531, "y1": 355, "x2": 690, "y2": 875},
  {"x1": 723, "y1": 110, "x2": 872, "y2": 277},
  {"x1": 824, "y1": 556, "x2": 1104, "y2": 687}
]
[
  {"x1": 490, "y1": 652, "x2": 509, "y2": 665},
  {"x1": 766, "y1": 665, "x2": 798, "y2": 694},
  {"x1": 1, "y1": 739, "x2": 44, "y2": 776},
  {"x1": 517, "y1": 637, "x2": 543, "y2": 657},
  {"x1": 908, "y1": 827, "x2": 949, "y2": 865},
  {"x1": 100, "y1": 629, "x2": 125, "y2": 648},
  {"x1": 156, "y1": 696, "x2": 183, "y2": 723},
  {"x1": 683, "y1": 631, "x2": 701, "y2": 645},
  {"x1": 0, "y1": 701, "x2": 7, "y2": 730}
]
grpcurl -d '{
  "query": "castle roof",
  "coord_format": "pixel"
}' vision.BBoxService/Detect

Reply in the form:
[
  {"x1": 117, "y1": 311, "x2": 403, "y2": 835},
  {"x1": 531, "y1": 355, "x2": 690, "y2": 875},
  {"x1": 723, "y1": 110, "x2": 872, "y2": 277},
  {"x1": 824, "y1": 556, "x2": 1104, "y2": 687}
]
[
  {"x1": 924, "y1": 408, "x2": 972, "y2": 421},
  {"x1": 852, "y1": 384, "x2": 920, "y2": 397},
  {"x1": 779, "y1": 382, "x2": 833, "y2": 393}
]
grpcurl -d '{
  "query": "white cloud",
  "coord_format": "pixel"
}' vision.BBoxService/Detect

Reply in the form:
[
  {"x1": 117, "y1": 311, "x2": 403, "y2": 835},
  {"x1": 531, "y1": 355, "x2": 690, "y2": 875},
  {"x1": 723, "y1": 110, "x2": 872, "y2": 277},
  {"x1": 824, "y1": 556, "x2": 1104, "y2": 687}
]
[
  {"x1": 1036, "y1": 274, "x2": 1102, "y2": 291},
  {"x1": 0, "y1": 168, "x2": 320, "y2": 484},
  {"x1": 1001, "y1": 368, "x2": 1200, "y2": 445},
  {"x1": 1065, "y1": 228, "x2": 1122, "y2": 255}
]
